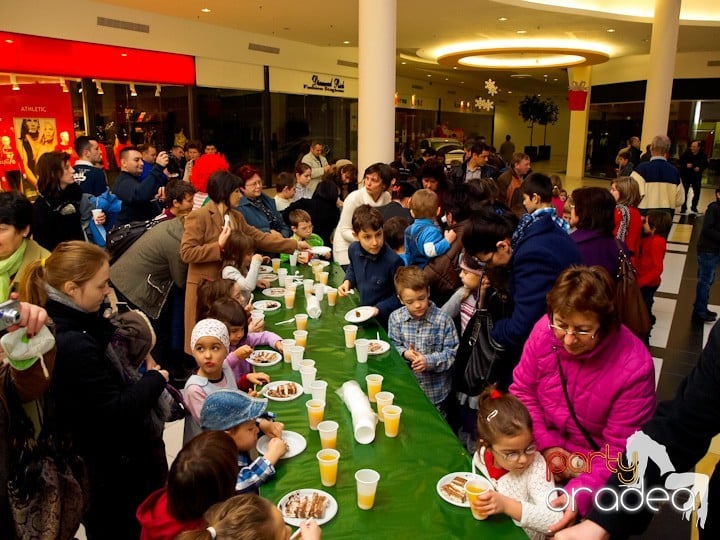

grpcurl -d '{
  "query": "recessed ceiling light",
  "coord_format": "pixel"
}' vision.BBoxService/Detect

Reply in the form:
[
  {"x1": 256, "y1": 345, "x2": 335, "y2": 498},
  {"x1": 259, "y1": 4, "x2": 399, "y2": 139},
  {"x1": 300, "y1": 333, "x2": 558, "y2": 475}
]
[
  {"x1": 516, "y1": 30, "x2": 527, "y2": 34},
  {"x1": 537, "y1": 93, "x2": 541, "y2": 96},
  {"x1": 460, "y1": 81, "x2": 465, "y2": 84},
  {"x1": 452, "y1": 67, "x2": 457, "y2": 70},
  {"x1": 553, "y1": 78, "x2": 559, "y2": 81},
  {"x1": 343, "y1": 40, "x2": 350, "y2": 44},
  {"x1": 498, "y1": 17, "x2": 508, "y2": 21},
  {"x1": 445, "y1": 77, "x2": 449, "y2": 81},
  {"x1": 401, "y1": 61, "x2": 407, "y2": 65},
  {"x1": 201, "y1": 8, "x2": 211, "y2": 13},
  {"x1": 507, "y1": 90, "x2": 512, "y2": 94},
  {"x1": 607, "y1": 28, "x2": 616, "y2": 33},
  {"x1": 510, "y1": 73, "x2": 532, "y2": 78},
  {"x1": 427, "y1": 74, "x2": 432, "y2": 77}
]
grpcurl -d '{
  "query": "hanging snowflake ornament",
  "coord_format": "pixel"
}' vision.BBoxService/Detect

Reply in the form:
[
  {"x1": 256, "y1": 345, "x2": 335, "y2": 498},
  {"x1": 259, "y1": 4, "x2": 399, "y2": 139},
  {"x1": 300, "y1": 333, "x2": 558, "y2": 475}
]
[
  {"x1": 484, "y1": 79, "x2": 499, "y2": 96},
  {"x1": 474, "y1": 97, "x2": 495, "y2": 111}
]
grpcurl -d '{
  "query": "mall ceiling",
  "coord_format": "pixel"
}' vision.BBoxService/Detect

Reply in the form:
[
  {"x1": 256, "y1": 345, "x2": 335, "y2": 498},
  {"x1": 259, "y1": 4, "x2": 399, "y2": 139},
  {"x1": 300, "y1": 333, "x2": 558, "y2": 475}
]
[{"x1": 95, "y1": 0, "x2": 720, "y2": 98}]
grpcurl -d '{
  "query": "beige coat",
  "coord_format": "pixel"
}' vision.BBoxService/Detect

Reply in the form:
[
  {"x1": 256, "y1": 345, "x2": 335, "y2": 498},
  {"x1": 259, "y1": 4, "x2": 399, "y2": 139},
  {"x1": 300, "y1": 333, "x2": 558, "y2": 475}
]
[{"x1": 180, "y1": 201, "x2": 297, "y2": 352}]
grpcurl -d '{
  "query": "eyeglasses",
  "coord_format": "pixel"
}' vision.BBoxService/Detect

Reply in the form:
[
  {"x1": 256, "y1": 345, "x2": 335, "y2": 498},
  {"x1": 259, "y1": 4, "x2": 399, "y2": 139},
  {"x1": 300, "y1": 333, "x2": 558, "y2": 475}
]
[
  {"x1": 491, "y1": 443, "x2": 537, "y2": 462},
  {"x1": 548, "y1": 323, "x2": 597, "y2": 340}
]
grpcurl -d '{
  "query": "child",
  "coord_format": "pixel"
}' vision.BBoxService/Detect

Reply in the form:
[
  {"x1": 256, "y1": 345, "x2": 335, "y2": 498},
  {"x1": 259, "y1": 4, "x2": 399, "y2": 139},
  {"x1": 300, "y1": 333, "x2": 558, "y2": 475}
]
[
  {"x1": 183, "y1": 319, "x2": 238, "y2": 444},
  {"x1": 562, "y1": 196, "x2": 574, "y2": 232},
  {"x1": 137, "y1": 431, "x2": 240, "y2": 540},
  {"x1": 388, "y1": 265, "x2": 459, "y2": 413},
  {"x1": 337, "y1": 205, "x2": 403, "y2": 326},
  {"x1": 384, "y1": 215, "x2": 409, "y2": 256},
  {"x1": 403, "y1": 189, "x2": 456, "y2": 268},
  {"x1": 636, "y1": 210, "x2": 671, "y2": 326},
  {"x1": 282, "y1": 209, "x2": 329, "y2": 263},
  {"x1": 207, "y1": 299, "x2": 282, "y2": 393},
  {"x1": 550, "y1": 174, "x2": 564, "y2": 216},
  {"x1": 200, "y1": 390, "x2": 287, "y2": 493},
  {"x1": 176, "y1": 494, "x2": 322, "y2": 540},
  {"x1": 220, "y1": 232, "x2": 271, "y2": 296},
  {"x1": 610, "y1": 175, "x2": 643, "y2": 265},
  {"x1": 196, "y1": 278, "x2": 264, "y2": 334},
  {"x1": 273, "y1": 172, "x2": 296, "y2": 212},
  {"x1": 693, "y1": 187, "x2": 720, "y2": 323},
  {"x1": 518, "y1": 173, "x2": 568, "y2": 234},
  {"x1": 471, "y1": 387, "x2": 561, "y2": 540},
  {"x1": 293, "y1": 162, "x2": 313, "y2": 201}
]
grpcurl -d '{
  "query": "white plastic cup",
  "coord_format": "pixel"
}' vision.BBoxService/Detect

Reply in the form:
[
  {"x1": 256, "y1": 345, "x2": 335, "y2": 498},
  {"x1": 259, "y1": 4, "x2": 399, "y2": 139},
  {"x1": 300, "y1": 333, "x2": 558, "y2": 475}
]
[
  {"x1": 310, "y1": 380, "x2": 328, "y2": 401},
  {"x1": 271, "y1": 258, "x2": 281, "y2": 272},
  {"x1": 375, "y1": 391, "x2": 395, "y2": 422},
  {"x1": 91, "y1": 208, "x2": 103, "y2": 221},
  {"x1": 300, "y1": 366, "x2": 317, "y2": 393},
  {"x1": 290, "y1": 345, "x2": 305, "y2": 370},
  {"x1": 293, "y1": 330, "x2": 308, "y2": 348},
  {"x1": 355, "y1": 469, "x2": 381, "y2": 509},
  {"x1": 353, "y1": 416, "x2": 376, "y2": 445},
  {"x1": 303, "y1": 279, "x2": 315, "y2": 295},
  {"x1": 277, "y1": 268, "x2": 288, "y2": 283},
  {"x1": 289, "y1": 250, "x2": 299, "y2": 267},
  {"x1": 343, "y1": 325, "x2": 358, "y2": 348},
  {"x1": 298, "y1": 359, "x2": 316, "y2": 370},
  {"x1": 355, "y1": 338, "x2": 369, "y2": 364},
  {"x1": 295, "y1": 313, "x2": 308, "y2": 330},
  {"x1": 326, "y1": 287, "x2": 338, "y2": 306},
  {"x1": 365, "y1": 374, "x2": 384, "y2": 403},
  {"x1": 281, "y1": 339, "x2": 295, "y2": 363},
  {"x1": 251, "y1": 310, "x2": 265, "y2": 326},
  {"x1": 314, "y1": 283, "x2": 325, "y2": 301},
  {"x1": 317, "y1": 420, "x2": 339, "y2": 450}
]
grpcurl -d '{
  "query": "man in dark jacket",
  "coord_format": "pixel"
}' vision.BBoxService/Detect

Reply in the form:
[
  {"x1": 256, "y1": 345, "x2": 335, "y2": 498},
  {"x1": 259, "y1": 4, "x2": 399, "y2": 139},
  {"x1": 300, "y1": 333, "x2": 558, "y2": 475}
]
[
  {"x1": 693, "y1": 186, "x2": 720, "y2": 323},
  {"x1": 679, "y1": 140, "x2": 709, "y2": 214},
  {"x1": 113, "y1": 147, "x2": 168, "y2": 225},
  {"x1": 73, "y1": 136, "x2": 108, "y2": 196}
]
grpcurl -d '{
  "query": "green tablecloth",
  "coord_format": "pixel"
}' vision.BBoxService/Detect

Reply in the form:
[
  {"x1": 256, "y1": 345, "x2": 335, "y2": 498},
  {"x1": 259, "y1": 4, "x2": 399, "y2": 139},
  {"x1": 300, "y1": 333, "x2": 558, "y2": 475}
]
[{"x1": 256, "y1": 262, "x2": 527, "y2": 539}]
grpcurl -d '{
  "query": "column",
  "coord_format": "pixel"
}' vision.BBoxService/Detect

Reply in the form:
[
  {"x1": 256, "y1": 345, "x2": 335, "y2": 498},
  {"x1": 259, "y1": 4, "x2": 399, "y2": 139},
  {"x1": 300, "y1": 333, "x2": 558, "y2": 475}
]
[
  {"x1": 640, "y1": 0, "x2": 681, "y2": 145},
  {"x1": 358, "y1": 0, "x2": 396, "y2": 171},
  {"x1": 565, "y1": 66, "x2": 592, "y2": 187}
]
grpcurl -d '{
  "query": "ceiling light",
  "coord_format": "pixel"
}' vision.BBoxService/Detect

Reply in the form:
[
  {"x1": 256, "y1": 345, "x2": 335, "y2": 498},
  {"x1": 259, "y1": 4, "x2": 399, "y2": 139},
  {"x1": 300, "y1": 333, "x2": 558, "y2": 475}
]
[
  {"x1": 508, "y1": 90, "x2": 513, "y2": 94},
  {"x1": 553, "y1": 77, "x2": 559, "y2": 81},
  {"x1": 511, "y1": 73, "x2": 532, "y2": 78},
  {"x1": 201, "y1": 8, "x2": 211, "y2": 13},
  {"x1": 498, "y1": 17, "x2": 508, "y2": 21},
  {"x1": 445, "y1": 77, "x2": 449, "y2": 81},
  {"x1": 95, "y1": 80, "x2": 104, "y2": 95},
  {"x1": 452, "y1": 67, "x2": 457, "y2": 70},
  {"x1": 460, "y1": 81, "x2": 465, "y2": 84},
  {"x1": 130, "y1": 83, "x2": 137, "y2": 97},
  {"x1": 155, "y1": 84, "x2": 162, "y2": 97},
  {"x1": 607, "y1": 28, "x2": 616, "y2": 33},
  {"x1": 427, "y1": 74, "x2": 432, "y2": 77},
  {"x1": 10, "y1": 74, "x2": 19, "y2": 91},
  {"x1": 516, "y1": 30, "x2": 527, "y2": 34},
  {"x1": 5, "y1": 39, "x2": 14, "y2": 44},
  {"x1": 343, "y1": 40, "x2": 350, "y2": 45},
  {"x1": 401, "y1": 61, "x2": 407, "y2": 65}
]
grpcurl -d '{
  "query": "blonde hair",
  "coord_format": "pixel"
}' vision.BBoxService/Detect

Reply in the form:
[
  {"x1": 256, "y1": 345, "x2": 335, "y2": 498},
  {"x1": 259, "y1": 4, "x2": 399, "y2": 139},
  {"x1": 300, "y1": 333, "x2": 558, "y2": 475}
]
[
  {"x1": 18, "y1": 241, "x2": 108, "y2": 306},
  {"x1": 612, "y1": 176, "x2": 641, "y2": 207},
  {"x1": 410, "y1": 188, "x2": 439, "y2": 219},
  {"x1": 176, "y1": 494, "x2": 279, "y2": 540}
]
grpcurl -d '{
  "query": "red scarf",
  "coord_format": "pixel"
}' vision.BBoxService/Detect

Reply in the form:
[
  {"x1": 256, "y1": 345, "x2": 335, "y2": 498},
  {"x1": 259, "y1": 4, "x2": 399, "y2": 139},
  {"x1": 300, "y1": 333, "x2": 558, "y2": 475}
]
[{"x1": 484, "y1": 448, "x2": 509, "y2": 481}]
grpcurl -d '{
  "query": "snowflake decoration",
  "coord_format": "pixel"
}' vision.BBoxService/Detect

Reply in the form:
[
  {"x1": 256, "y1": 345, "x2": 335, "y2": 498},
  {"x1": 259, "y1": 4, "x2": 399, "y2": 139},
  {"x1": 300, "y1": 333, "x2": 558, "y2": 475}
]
[
  {"x1": 484, "y1": 79, "x2": 499, "y2": 96},
  {"x1": 475, "y1": 97, "x2": 494, "y2": 111}
]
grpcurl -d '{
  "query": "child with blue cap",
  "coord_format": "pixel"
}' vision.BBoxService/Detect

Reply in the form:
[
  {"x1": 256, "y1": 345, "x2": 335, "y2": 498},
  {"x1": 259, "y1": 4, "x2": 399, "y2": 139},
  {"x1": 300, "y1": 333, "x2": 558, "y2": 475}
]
[{"x1": 201, "y1": 389, "x2": 288, "y2": 493}]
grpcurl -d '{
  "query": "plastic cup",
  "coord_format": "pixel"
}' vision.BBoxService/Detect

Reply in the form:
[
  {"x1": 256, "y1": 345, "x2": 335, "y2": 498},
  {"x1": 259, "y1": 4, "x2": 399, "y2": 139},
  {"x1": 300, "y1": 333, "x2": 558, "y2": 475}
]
[
  {"x1": 300, "y1": 366, "x2": 317, "y2": 393},
  {"x1": 310, "y1": 380, "x2": 328, "y2": 402},
  {"x1": 298, "y1": 359, "x2": 315, "y2": 370},
  {"x1": 295, "y1": 314, "x2": 308, "y2": 330},
  {"x1": 289, "y1": 251, "x2": 299, "y2": 267},
  {"x1": 290, "y1": 345, "x2": 304, "y2": 370},
  {"x1": 343, "y1": 325, "x2": 358, "y2": 348},
  {"x1": 317, "y1": 449, "x2": 340, "y2": 487},
  {"x1": 293, "y1": 330, "x2": 308, "y2": 348},
  {"x1": 284, "y1": 286, "x2": 296, "y2": 309},
  {"x1": 91, "y1": 208, "x2": 103, "y2": 221},
  {"x1": 365, "y1": 374, "x2": 383, "y2": 403},
  {"x1": 312, "y1": 265, "x2": 323, "y2": 279},
  {"x1": 466, "y1": 478, "x2": 493, "y2": 520},
  {"x1": 318, "y1": 271, "x2": 329, "y2": 285},
  {"x1": 303, "y1": 279, "x2": 315, "y2": 295},
  {"x1": 281, "y1": 339, "x2": 295, "y2": 363},
  {"x1": 326, "y1": 287, "x2": 338, "y2": 306},
  {"x1": 277, "y1": 268, "x2": 288, "y2": 282},
  {"x1": 284, "y1": 276, "x2": 295, "y2": 288},
  {"x1": 375, "y1": 391, "x2": 394, "y2": 422},
  {"x1": 314, "y1": 283, "x2": 325, "y2": 301},
  {"x1": 355, "y1": 338, "x2": 369, "y2": 364},
  {"x1": 271, "y1": 258, "x2": 281, "y2": 272},
  {"x1": 317, "y1": 420, "x2": 339, "y2": 449},
  {"x1": 251, "y1": 311, "x2": 265, "y2": 326},
  {"x1": 355, "y1": 469, "x2": 380, "y2": 510},
  {"x1": 306, "y1": 399, "x2": 325, "y2": 430},
  {"x1": 382, "y1": 405, "x2": 402, "y2": 438}
]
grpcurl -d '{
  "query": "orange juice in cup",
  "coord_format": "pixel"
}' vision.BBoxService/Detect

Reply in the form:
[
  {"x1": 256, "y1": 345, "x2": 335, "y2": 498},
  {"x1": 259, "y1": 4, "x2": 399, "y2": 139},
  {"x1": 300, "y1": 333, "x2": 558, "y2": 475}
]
[
  {"x1": 365, "y1": 374, "x2": 383, "y2": 403},
  {"x1": 318, "y1": 420, "x2": 339, "y2": 449},
  {"x1": 317, "y1": 449, "x2": 340, "y2": 487},
  {"x1": 293, "y1": 330, "x2": 308, "y2": 348},
  {"x1": 355, "y1": 469, "x2": 380, "y2": 510},
  {"x1": 326, "y1": 287, "x2": 338, "y2": 306},
  {"x1": 271, "y1": 258, "x2": 281, "y2": 272},
  {"x1": 306, "y1": 399, "x2": 325, "y2": 430},
  {"x1": 465, "y1": 478, "x2": 492, "y2": 520},
  {"x1": 382, "y1": 405, "x2": 402, "y2": 438},
  {"x1": 284, "y1": 286, "x2": 296, "y2": 309},
  {"x1": 375, "y1": 391, "x2": 394, "y2": 422}
]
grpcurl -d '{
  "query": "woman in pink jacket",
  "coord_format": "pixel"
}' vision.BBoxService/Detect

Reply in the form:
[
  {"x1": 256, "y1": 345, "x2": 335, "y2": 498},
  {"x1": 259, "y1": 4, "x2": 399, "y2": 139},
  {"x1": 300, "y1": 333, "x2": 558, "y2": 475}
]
[{"x1": 510, "y1": 265, "x2": 656, "y2": 532}]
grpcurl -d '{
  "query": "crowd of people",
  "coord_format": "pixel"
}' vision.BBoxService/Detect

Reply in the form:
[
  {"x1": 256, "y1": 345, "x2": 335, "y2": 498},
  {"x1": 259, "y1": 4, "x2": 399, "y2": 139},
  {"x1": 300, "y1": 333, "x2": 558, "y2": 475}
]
[{"x1": 0, "y1": 133, "x2": 718, "y2": 540}]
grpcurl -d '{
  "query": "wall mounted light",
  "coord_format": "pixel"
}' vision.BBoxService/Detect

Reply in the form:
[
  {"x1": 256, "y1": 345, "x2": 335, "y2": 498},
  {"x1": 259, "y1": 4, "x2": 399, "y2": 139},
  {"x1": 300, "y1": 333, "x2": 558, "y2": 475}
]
[
  {"x1": 10, "y1": 74, "x2": 20, "y2": 91},
  {"x1": 155, "y1": 84, "x2": 161, "y2": 97},
  {"x1": 130, "y1": 83, "x2": 137, "y2": 97},
  {"x1": 95, "y1": 80, "x2": 104, "y2": 95}
]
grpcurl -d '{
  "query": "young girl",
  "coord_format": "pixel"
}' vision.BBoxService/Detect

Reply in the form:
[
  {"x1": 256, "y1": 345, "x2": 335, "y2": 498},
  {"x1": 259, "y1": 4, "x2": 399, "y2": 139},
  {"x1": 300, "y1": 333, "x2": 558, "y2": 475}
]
[
  {"x1": 176, "y1": 494, "x2": 322, "y2": 540},
  {"x1": 293, "y1": 162, "x2": 313, "y2": 201},
  {"x1": 471, "y1": 386, "x2": 561, "y2": 540},
  {"x1": 183, "y1": 318, "x2": 238, "y2": 444},
  {"x1": 220, "y1": 232, "x2": 270, "y2": 298},
  {"x1": 207, "y1": 299, "x2": 283, "y2": 394},
  {"x1": 196, "y1": 278, "x2": 264, "y2": 334},
  {"x1": 636, "y1": 210, "x2": 672, "y2": 326},
  {"x1": 610, "y1": 176, "x2": 643, "y2": 265},
  {"x1": 137, "y1": 431, "x2": 240, "y2": 540},
  {"x1": 550, "y1": 174, "x2": 564, "y2": 217}
]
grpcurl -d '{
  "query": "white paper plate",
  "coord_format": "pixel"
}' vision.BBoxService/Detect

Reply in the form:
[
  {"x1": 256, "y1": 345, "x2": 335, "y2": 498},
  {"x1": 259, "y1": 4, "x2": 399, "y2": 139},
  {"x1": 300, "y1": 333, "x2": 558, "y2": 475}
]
[
  {"x1": 436, "y1": 472, "x2": 489, "y2": 508},
  {"x1": 278, "y1": 489, "x2": 338, "y2": 527},
  {"x1": 367, "y1": 339, "x2": 390, "y2": 355},
  {"x1": 344, "y1": 306, "x2": 376, "y2": 323},
  {"x1": 256, "y1": 431, "x2": 306, "y2": 459},
  {"x1": 258, "y1": 273, "x2": 278, "y2": 282},
  {"x1": 309, "y1": 260, "x2": 330, "y2": 269},
  {"x1": 261, "y1": 380, "x2": 303, "y2": 401},
  {"x1": 259, "y1": 265, "x2": 273, "y2": 273},
  {"x1": 247, "y1": 349, "x2": 282, "y2": 367},
  {"x1": 310, "y1": 246, "x2": 332, "y2": 256},
  {"x1": 253, "y1": 300, "x2": 282, "y2": 312},
  {"x1": 261, "y1": 287, "x2": 286, "y2": 298}
]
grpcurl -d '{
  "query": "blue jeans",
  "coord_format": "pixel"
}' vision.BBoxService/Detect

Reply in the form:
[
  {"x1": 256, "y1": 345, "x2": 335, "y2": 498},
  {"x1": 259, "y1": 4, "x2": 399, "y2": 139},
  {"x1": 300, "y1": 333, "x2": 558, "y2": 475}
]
[{"x1": 694, "y1": 252, "x2": 720, "y2": 315}]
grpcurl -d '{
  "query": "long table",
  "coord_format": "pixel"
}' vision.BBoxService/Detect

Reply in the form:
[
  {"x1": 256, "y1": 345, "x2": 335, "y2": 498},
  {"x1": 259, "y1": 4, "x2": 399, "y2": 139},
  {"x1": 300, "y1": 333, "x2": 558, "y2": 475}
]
[{"x1": 256, "y1": 262, "x2": 527, "y2": 539}]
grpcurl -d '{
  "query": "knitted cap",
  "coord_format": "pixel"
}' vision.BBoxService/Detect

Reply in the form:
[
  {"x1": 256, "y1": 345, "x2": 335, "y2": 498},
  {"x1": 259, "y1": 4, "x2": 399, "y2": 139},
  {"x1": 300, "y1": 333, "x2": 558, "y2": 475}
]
[
  {"x1": 200, "y1": 390, "x2": 268, "y2": 430},
  {"x1": 190, "y1": 318, "x2": 230, "y2": 351}
]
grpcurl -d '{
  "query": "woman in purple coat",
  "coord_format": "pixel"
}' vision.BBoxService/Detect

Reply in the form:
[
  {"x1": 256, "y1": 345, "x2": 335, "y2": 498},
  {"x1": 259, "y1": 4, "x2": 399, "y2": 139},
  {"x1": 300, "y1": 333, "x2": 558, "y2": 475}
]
[{"x1": 510, "y1": 266, "x2": 656, "y2": 531}]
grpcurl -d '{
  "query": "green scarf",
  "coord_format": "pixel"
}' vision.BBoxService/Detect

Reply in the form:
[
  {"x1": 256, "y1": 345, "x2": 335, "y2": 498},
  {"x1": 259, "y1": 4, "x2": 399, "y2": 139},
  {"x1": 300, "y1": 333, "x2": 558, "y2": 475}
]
[{"x1": 0, "y1": 239, "x2": 27, "y2": 300}]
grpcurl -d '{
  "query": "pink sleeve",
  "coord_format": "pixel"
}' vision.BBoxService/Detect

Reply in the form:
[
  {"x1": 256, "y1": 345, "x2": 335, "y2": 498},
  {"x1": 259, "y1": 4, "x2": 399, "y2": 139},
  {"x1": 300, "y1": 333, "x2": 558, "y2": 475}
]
[{"x1": 184, "y1": 385, "x2": 207, "y2": 421}]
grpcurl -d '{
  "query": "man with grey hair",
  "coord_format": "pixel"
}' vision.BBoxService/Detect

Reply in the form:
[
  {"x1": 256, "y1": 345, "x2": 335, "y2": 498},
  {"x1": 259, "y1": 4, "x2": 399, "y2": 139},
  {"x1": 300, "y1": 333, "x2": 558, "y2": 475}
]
[
  {"x1": 301, "y1": 141, "x2": 330, "y2": 195},
  {"x1": 635, "y1": 135, "x2": 683, "y2": 218}
]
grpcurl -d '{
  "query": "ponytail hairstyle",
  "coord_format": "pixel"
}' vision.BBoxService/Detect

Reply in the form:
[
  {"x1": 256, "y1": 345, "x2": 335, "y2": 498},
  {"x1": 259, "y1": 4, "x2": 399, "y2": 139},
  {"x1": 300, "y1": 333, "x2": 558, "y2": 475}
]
[
  {"x1": 476, "y1": 385, "x2": 532, "y2": 451},
  {"x1": 176, "y1": 494, "x2": 281, "y2": 540},
  {"x1": 220, "y1": 231, "x2": 255, "y2": 271},
  {"x1": 18, "y1": 241, "x2": 108, "y2": 306}
]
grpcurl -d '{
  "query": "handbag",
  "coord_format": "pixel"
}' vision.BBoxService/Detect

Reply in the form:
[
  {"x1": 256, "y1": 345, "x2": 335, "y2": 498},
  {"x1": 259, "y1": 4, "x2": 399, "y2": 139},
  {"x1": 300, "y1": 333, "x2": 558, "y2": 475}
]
[
  {"x1": 614, "y1": 239, "x2": 652, "y2": 341},
  {"x1": 5, "y1": 373, "x2": 89, "y2": 540},
  {"x1": 556, "y1": 350, "x2": 600, "y2": 451}
]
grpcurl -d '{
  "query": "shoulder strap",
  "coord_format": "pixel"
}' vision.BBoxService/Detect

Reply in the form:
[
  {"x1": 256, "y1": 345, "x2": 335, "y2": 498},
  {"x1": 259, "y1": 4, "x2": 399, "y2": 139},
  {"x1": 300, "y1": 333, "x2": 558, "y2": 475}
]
[{"x1": 555, "y1": 350, "x2": 600, "y2": 451}]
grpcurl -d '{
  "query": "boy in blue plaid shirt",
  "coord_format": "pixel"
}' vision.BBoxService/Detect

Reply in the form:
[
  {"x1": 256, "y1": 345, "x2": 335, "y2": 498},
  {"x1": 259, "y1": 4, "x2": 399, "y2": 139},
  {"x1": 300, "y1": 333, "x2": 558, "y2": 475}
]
[{"x1": 388, "y1": 266, "x2": 459, "y2": 414}]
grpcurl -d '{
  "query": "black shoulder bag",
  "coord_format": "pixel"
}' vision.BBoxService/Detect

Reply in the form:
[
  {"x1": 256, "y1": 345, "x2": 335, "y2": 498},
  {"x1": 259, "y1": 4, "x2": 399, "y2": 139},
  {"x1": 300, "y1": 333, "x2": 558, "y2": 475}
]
[{"x1": 556, "y1": 350, "x2": 600, "y2": 451}]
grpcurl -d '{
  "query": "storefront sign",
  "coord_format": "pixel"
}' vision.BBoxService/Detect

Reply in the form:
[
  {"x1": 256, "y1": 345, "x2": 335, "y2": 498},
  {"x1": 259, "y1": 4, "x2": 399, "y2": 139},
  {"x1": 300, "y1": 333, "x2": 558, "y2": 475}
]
[{"x1": 303, "y1": 75, "x2": 345, "y2": 93}]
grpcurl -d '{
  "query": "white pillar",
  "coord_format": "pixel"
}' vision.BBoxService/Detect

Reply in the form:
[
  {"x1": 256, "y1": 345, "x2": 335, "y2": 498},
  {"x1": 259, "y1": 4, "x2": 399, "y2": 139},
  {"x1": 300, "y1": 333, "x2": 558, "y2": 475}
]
[
  {"x1": 640, "y1": 0, "x2": 681, "y2": 146},
  {"x1": 358, "y1": 0, "x2": 396, "y2": 172},
  {"x1": 565, "y1": 66, "x2": 592, "y2": 188}
]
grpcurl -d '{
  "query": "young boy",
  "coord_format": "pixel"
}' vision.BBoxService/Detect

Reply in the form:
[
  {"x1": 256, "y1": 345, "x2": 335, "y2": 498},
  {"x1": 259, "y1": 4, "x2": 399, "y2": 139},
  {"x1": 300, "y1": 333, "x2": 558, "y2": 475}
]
[
  {"x1": 273, "y1": 172, "x2": 296, "y2": 212},
  {"x1": 282, "y1": 208, "x2": 330, "y2": 263},
  {"x1": 637, "y1": 210, "x2": 671, "y2": 326},
  {"x1": 383, "y1": 215, "x2": 409, "y2": 256},
  {"x1": 159, "y1": 179, "x2": 196, "y2": 220},
  {"x1": 200, "y1": 389, "x2": 287, "y2": 494},
  {"x1": 338, "y1": 205, "x2": 403, "y2": 326},
  {"x1": 388, "y1": 266, "x2": 459, "y2": 413},
  {"x1": 518, "y1": 172, "x2": 569, "y2": 235},
  {"x1": 403, "y1": 189, "x2": 456, "y2": 268}
]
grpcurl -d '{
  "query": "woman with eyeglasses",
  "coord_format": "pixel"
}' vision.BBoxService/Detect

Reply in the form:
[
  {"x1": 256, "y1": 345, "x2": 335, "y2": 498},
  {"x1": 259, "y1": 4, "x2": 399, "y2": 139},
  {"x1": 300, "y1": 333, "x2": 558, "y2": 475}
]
[
  {"x1": 235, "y1": 164, "x2": 291, "y2": 239},
  {"x1": 510, "y1": 265, "x2": 656, "y2": 534}
]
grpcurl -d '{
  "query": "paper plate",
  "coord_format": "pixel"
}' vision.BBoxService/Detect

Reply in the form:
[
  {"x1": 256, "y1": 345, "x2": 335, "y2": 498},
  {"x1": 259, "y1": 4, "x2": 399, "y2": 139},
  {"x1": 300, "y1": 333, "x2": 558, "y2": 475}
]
[
  {"x1": 436, "y1": 472, "x2": 489, "y2": 508},
  {"x1": 253, "y1": 300, "x2": 282, "y2": 312},
  {"x1": 367, "y1": 339, "x2": 390, "y2": 355},
  {"x1": 247, "y1": 349, "x2": 282, "y2": 367},
  {"x1": 257, "y1": 431, "x2": 306, "y2": 459},
  {"x1": 262, "y1": 287, "x2": 286, "y2": 298},
  {"x1": 310, "y1": 246, "x2": 332, "y2": 256},
  {"x1": 261, "y1": 380, "x2": 303, "y2": 401},
  {"x1": 309, "y1": 260, "x2": 330, "y2": 269},
  {"x1": 344, "y1": 306, "x2": 376, "y2": 323},
  {"x1": 259, "y1": 265, "x2": 273, "y2": 273},
  {"x1": 258, "y1": 273, "x2": 278, "y2": 282},
  {"x1": 278, "y1": 489, "x2": 338, "y2": 527}
]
